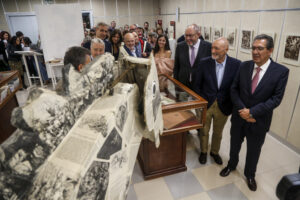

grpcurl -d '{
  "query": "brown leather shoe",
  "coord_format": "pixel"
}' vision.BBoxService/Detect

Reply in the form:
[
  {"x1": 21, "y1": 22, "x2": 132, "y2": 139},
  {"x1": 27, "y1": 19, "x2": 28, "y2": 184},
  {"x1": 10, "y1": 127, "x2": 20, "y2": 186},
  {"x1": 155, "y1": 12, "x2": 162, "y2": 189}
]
[
  {"x1": 220, "y1": 166, "x2": 234, "y2": 177},
  {"x1": 198, "y1": 152, "x2": 207, "y2": 164},
  {"x1": 210, "y1": 153, "x2": 223, "y2": 165},
  {"x1": 247, "y1": 178, "x2": 257, "y2": 191}
]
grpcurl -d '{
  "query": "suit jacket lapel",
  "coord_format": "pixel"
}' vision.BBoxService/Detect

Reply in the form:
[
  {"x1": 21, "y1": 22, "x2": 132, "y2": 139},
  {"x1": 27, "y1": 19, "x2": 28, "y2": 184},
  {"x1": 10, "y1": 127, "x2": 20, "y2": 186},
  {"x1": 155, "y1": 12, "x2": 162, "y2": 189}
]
[
  {"x1": 219, "y1": 56, "x2": 230, "y2": 89},
  {"x1": 248, "y1": 61, "x2": 255, "y2": 94},
  {"x1": 208, "y1": 59, "x2": 218, "y2": 89},
  {"x1": 194, "y1": 41, "x2": 205, "y2": 67}
]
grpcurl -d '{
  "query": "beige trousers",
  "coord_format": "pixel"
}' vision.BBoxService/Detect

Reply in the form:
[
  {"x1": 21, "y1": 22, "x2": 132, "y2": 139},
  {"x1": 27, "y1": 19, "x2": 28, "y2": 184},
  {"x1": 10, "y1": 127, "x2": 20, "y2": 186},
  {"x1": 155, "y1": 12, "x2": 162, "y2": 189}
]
[{"x1": 199, "y1": 100, "x2": 228, "y2": 154}]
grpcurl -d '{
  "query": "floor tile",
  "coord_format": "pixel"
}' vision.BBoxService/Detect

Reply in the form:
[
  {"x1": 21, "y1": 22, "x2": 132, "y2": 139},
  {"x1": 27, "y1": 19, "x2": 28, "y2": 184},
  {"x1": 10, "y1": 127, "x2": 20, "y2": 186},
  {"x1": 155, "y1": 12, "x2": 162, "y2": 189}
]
[
  {"x1": 126, "y1": 184, "x2": 138, "y2": 200},
  {"x1": 164, "y1": 171, "x2": 204, "y2": 199},
  {"x1": 179, "y1": 192, "x2": 212, "y2": 200},
  {"x1": 192, "y1": 165, "x2": 242, "y2": 191},
  {"x1": 234, "y1": 178, "x2": 274, "y2": 200},
  {"x1": 131, "y1": 161, "x2": 144, "y2": 184},
  {"x1": 134, "y1": 178, "x2": 174, "y2": 200},
  {"x1": 186, "y1": 149, "x2": 207, "y2": 170},
  {"x1": 207, "y1": 183, "x2": 248, "y2": 200}
]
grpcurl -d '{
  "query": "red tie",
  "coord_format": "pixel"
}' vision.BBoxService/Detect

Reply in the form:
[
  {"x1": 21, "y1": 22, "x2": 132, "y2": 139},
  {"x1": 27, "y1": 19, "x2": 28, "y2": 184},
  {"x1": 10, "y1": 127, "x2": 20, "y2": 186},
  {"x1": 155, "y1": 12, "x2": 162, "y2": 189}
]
[{"x1": 251, "y1": 67, "x2": 261, "y2": 94}]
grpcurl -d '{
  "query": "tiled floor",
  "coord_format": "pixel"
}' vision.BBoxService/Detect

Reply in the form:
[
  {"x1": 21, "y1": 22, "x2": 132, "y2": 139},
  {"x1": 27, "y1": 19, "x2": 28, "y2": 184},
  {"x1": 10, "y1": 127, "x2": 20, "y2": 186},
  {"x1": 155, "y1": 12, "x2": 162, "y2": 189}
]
[{"x1": 127, "y1": 122, "x2": 300, "y2": 200}]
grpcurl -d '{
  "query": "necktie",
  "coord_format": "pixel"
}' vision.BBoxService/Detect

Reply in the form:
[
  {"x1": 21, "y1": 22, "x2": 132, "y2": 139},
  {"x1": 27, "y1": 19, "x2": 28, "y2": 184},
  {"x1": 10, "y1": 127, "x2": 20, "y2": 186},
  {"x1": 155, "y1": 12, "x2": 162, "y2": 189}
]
[
  {"x1": 190, "y1": 46, "x2": 195, "y2": 66},
  {"x1": 251, "y1": 67, "x2": 261, "y2": 94}
]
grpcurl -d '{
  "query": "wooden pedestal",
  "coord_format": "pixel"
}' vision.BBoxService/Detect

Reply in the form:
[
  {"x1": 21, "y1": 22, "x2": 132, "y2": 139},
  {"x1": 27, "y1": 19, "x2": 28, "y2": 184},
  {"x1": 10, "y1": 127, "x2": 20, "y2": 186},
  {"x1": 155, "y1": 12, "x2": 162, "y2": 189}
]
[{"x1": 137, "y1": 131, "x2": 187, "y2": 180}]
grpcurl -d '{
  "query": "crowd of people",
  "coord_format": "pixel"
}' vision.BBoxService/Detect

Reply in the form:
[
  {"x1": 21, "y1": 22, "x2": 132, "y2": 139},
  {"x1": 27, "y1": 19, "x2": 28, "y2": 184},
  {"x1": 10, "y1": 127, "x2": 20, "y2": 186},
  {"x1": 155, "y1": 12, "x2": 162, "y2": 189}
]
[
  {"x1": 0, "y1": 30, "x2": 49, "y2": 89},
  {"x1": 1, "y1": 20, "x2": 290, "y2": 193}
]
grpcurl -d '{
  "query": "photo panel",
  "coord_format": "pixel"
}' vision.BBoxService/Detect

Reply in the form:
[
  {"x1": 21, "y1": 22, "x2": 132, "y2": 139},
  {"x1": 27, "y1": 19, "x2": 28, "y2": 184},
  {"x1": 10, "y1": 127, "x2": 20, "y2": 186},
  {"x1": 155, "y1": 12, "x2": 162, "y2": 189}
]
[
  {"x1": 240, "y1": 29, "x2": 254, "y2": 54},
  {"x1": 282, "y1": 34, "x2": 300, "y2": 67}
]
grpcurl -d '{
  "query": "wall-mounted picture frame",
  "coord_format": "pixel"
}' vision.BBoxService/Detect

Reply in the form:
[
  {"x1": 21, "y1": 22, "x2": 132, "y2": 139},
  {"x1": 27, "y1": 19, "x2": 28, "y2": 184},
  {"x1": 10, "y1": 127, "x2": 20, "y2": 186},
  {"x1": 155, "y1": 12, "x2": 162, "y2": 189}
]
[
  {"x1": 240, "y1": 29, "x2": 254, "y2": 54},
  {"x1": 212, "y1": 27, "x2": 224, "y2": 41},
  {"x1": 202, "y1": 26, "x2": 211, "y2": 42},
  {"x1": 282, "y1": 34, "x2": 300, "y2": 67},
  {"x1": 226, "y1": 28, "x2": 237, "y2": 50}
]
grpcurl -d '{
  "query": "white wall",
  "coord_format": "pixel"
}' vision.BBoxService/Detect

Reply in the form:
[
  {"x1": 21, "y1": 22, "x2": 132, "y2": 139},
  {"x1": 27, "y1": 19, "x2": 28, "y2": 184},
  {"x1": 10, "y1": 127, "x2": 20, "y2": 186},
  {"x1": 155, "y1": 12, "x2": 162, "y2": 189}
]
[
  {"x1": 158, "y1": 0, "x2": 300, "y2": 151},
  {"x1": 0, "y1": 0, "x2": 160, "y2": 32}
]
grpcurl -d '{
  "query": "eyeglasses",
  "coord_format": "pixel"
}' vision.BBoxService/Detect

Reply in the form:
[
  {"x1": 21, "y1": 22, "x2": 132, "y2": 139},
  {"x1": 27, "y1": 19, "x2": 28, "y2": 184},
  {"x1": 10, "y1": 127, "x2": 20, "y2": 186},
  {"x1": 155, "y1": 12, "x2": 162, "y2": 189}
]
[
  {"x1": 252, "y1": 46, "x2": 267, "y2": 51},
  {"x1": 185, "y1": 34, "x2": 196, "y2": 38}
]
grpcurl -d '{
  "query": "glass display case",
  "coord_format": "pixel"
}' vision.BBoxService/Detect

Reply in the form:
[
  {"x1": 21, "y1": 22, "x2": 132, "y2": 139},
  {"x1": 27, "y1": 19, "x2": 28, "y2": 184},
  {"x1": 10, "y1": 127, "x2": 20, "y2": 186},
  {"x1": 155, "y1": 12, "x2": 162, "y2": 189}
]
[
  {"x1": 138, "y1": 74, "x2": 208, "y2": 180},
  {"x1": 0, "y1": 70, "x2": 21, "y2": 143}
]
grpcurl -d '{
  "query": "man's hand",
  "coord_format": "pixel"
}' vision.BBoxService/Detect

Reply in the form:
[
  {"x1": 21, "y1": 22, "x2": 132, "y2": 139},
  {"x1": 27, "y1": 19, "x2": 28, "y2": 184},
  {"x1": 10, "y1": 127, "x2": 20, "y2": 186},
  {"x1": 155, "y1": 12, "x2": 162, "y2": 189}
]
[
  {"x1": 239, "y1": 108, "x2": 250, "y2": 119},
  {"x1": 142, "y1": 52, "x2": 147, "y2": 57},
  {"x1": 246, "y1": 118, "x2": 256, "y2": 123}
]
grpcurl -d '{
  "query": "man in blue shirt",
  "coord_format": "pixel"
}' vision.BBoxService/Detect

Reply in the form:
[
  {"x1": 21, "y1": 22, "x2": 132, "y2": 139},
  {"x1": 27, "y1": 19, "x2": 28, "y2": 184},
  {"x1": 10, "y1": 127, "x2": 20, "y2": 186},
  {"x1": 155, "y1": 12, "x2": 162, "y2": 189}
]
[{"x1": 193, "y1": 37, "x2": 241, "y2": 165}]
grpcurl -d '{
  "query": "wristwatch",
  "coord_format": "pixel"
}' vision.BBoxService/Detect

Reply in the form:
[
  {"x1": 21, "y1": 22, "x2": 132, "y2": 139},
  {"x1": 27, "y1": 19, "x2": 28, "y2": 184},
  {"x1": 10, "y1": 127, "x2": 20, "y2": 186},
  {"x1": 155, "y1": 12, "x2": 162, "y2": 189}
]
[{"x1": 249, "y1": 113, "x2": 253, "y2": 118}]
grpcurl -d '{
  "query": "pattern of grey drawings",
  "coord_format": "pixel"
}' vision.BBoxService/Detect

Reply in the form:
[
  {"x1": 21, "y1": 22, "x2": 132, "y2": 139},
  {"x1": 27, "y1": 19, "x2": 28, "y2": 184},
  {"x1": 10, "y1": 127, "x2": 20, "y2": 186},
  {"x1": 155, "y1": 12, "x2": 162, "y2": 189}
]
[
  {"x1": 27, "y1": 163, "x2": 78, "y2": 199},
  {"x1": 0, "y1": 55, "x2": 115, "y2": 199},
  {"x1": 284, "y1": 35, "x2": 300, "y2": 61},
  {"x1": 116, "y1": 103, "x2": 128, "y2": 132},
  {"x1": 111, "y1": 150, "x2": 128, "y2": 170},
  {"x1": 79, "y1": 114, "x2": 108, "y2": 137},
  {"x1": 77, "y1": 161, "x2": 109, "y2": 200},
  {"x1": 97, "y1": 128, "x2": 122, "y2": 160},
  {"x1": 0, "y1": 130, "x2": 51, "y2": 199},
  {"x1": 152, "y1": 81, "x2": 161, "y2": 121},
  {"x1": 241, "y1": 30, "x2": 252, "y2": 49}
]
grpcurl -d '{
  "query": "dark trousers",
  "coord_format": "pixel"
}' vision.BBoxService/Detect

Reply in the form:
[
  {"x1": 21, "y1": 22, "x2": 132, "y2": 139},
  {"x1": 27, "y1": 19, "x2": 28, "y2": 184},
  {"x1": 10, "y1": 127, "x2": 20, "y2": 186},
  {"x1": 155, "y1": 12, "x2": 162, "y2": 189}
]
[{"x1": 228, "y1": 119, "x2": 267, "y2": 178}]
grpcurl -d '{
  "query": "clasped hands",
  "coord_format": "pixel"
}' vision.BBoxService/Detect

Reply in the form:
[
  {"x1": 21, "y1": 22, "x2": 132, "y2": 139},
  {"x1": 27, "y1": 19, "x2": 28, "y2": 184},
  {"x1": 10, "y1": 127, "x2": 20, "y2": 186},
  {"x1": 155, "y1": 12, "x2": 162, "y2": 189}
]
[{"x1": 239, "y1": 108, "x2": 256, "y2": 123}]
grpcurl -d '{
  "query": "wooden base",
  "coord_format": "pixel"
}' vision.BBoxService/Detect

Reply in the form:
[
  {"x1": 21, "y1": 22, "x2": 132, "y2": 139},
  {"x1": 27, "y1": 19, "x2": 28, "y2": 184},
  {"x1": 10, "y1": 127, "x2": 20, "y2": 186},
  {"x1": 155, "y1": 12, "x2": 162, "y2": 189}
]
[
  {"x1": 0, "y1": 95, "x2": 18, "y2": 143},
  {"x1": 138, "y1": 131, "x2": 187, "y2": 180}
]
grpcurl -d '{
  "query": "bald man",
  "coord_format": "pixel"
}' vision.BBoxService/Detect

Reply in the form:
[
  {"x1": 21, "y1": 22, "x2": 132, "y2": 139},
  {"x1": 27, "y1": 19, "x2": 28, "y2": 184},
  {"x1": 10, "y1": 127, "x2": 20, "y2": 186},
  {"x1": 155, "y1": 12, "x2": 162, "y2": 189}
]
[
  {"x1": 193, "y1": 37, "x2": 241, "y2": 165},
  {"x1": 121, "y1": 33, "x2": 139, "y2": 57}
]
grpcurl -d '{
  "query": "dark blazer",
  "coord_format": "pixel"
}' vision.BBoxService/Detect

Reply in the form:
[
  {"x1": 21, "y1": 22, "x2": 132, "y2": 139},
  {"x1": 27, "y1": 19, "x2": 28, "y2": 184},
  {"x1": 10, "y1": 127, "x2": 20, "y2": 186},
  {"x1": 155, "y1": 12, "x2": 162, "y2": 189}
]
[
  {"x1": 173, "y1": 40, "x2": 211, "y2": 88},
  {"x1": 83, "y1": 39, "x2": 112, "y2": 53},
  {"x1": 123, "y1": 45, "x2": 141, "y2": 58},
  {"x1": 231, "y1": 59, "x2": 289, "y2": 132},
  {"x1": 193, "y1": 56, "x2": 241, "y2": 116}
]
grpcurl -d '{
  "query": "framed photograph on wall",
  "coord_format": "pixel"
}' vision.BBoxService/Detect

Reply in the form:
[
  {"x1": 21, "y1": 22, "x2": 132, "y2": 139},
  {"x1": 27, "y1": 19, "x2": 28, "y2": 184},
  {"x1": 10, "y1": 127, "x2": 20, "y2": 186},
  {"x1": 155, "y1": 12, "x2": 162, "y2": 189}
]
[
  {"x1": 202, "y1": 26, "x2": 211, "y2": 42},
  {"x1": 212, "y1": 27, "x2": 224, "y2": 41},
  {"x1": 240, "y1": 29, "x2": 254, "y2": 54},
  {"x1": 282, "y1": 34, "x2": 300, "y2": 67},
  {"x1": 226, "y1": 28, "x2": 237, "y2": 50}
]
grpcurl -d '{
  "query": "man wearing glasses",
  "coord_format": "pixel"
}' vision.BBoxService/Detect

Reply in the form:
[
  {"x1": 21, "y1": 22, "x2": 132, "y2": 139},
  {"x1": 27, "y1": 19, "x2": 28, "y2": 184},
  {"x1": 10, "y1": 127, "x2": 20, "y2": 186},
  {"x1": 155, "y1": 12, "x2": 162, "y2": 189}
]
[
  {"x1": 220, "y1": 34, "x2": 289, "y2": 192},
  {"x1": 83, "y1": 22, "x2": 111, "y2": 53},
  {"x1": 174, "y1": 24, "x2": 211, "y2": 89}
]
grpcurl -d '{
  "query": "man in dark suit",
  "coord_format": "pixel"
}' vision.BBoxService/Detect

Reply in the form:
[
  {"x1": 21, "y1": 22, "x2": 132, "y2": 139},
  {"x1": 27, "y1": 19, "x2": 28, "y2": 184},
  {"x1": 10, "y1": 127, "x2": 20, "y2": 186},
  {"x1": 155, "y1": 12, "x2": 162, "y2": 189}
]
[
  {"x1": 83, "y1": 22, "x2": 112, "y2": 53},
  {"x1": 174, "y1": 24, "x2": 211, "y2": 89},
  {"x1": 193, "y1": 37, "x2": 241, "y2": 165},
  {"x1": 220, "y1": 34, "x2": 289, "y2": 191}
]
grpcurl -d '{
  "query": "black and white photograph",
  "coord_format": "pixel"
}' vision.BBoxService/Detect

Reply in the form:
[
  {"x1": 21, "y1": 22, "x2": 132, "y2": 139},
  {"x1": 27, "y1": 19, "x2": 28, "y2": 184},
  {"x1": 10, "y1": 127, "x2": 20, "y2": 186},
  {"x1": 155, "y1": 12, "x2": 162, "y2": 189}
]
[
  {"x1": 283, "y1": 35, "x2": 300, "y2": 66},
  {"x1": 27, "y1": 163, "x2": 78, "y2": 200},
  {"x1": 0, "y1": 129, "x2": 52, "y2": 199},
  {"x1": 240, "y1": 30, "x2": 254, "y2": 53},
  {"x1": 77, "y1": 161, "x2": 109, "y2": 200},
  {"x1": 213, "y1": 27, "x2": 223, "y2": 41},
  {"x1": 116, "y1": 103, "x2": 128, "y2": 132},
  {"x1": 202, "y1": 26, "x2": 211, "y2": 41},
  {"x1": 79, "y1": 113, "x2": 108, "y2": 137},
  {"x1": 226, "y1": 28, "x2": 237, "y2": 49},
  {"x1": 97, "y1": 128, "x2": 122, "y2": 160},
  {"x1": 152, "y1": 81, "x2": 161, "y2": 121}
]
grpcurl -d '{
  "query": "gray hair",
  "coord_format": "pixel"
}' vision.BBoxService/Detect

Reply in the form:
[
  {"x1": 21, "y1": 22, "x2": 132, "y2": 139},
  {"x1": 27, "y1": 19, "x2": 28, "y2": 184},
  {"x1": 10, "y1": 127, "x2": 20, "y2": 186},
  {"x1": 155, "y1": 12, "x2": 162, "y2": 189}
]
[
  {"x1": 187, "y1": 24, "x2": 200, "y2": 33},
  {"x1": 96, "y1": 22, "x2": 108, "y2": 28},
  {"x1": 91, "y1": 38, "x2": 105, "y2": 48}
]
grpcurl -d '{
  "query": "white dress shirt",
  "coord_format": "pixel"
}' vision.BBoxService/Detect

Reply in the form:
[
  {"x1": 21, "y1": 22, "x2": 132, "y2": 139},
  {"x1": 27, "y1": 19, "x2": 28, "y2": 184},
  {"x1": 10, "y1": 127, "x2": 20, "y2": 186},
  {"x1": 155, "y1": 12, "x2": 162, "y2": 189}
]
[{"x1": 252, "y1": 59, "x2": 271, "y2": 85}]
